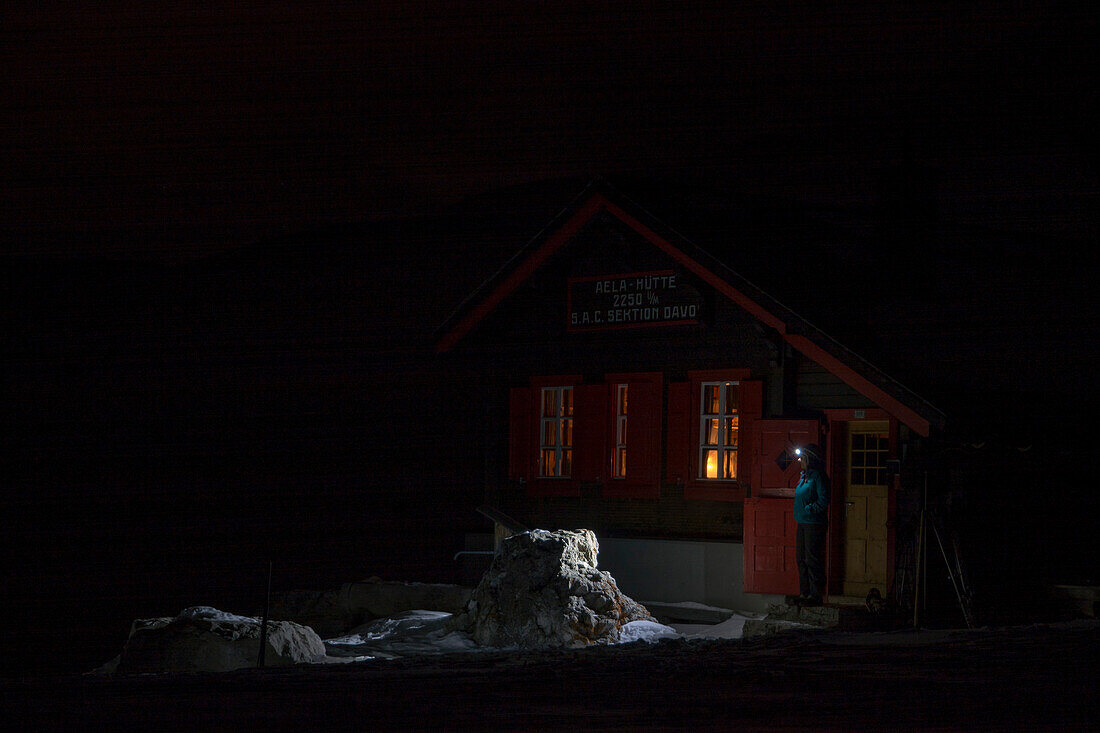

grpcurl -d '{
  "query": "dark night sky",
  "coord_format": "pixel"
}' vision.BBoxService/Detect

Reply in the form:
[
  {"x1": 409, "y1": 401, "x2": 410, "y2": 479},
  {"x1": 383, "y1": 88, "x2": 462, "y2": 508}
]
[{"x1": 2, "y1": 3, "x2": 1095, "y2": 257}]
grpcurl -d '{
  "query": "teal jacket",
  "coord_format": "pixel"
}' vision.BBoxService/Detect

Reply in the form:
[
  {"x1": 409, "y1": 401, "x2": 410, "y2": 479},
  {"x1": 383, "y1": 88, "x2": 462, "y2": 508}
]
[{"x1": 793, "y1": 468, "x2": 830, "y2": 524}]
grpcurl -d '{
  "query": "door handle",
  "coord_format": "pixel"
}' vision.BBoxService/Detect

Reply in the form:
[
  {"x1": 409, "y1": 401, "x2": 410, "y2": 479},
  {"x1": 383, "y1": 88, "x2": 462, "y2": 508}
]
[{"x1": 844, "y1": 500, "x2": 855, "y2": 517}]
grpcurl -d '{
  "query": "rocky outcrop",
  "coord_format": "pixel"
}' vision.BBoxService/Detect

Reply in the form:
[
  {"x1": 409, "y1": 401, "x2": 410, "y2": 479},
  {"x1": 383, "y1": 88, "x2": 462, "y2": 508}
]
[
  {"x1": 117, "y1": 606, "x2": 326, "y2": 673},
  {"x1": 459, "y1": 529, "x2": 653, "y2": 649}
]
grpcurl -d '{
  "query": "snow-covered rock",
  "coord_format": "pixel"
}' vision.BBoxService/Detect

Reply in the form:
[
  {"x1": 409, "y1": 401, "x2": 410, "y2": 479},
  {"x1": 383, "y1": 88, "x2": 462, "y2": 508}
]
[
  {"x1": 324, "y1": 610, "x2": 477, "y2": 659},
  {"x1": 116, "y1": 606, "x2": 326, "y2": 674},
  {"x1": 460, "y1": 529, "x2": 654, "y2": 649},
  {"x1": 617, "y1": 619, "x2": 682, "y2": 644}
]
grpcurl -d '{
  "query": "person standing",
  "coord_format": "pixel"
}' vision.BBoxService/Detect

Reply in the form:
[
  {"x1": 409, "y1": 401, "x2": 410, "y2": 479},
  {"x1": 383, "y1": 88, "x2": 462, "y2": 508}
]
[{"x1": 793, "y1": 443, "x2": 830, "y2": 606}]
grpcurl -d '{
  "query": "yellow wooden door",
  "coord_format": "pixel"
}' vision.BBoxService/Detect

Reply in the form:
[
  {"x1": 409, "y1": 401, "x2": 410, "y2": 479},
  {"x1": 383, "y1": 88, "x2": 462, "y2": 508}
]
[{"x1": 843, "y1": 421, "x2": 890, "y2": 597}]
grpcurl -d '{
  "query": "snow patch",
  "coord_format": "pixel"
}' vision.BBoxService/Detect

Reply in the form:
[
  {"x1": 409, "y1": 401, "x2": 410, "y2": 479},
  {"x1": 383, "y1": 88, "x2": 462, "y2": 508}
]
[
  {"x1": 320, "y1": 606, "x2": 771, "y2": 661},
  {"x1": 324, "y1": 610, "x2": 476, "y2": 659},
  {"x1": 178, "y1": 606, "x2": 259, "y2": 624},
  {"x1": 617, "y1": 620, "x2": 681, "y2": 644}
]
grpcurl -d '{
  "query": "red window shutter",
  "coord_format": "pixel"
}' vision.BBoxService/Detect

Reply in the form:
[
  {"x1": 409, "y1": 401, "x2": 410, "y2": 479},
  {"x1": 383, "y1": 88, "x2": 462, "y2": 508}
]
[
  {"x1": 526, "y1": 376, "x2": 583, "y2": 497},
  {"x1": 682, "y1": 374, "x2": 754, "y2": 501},
  {"x1": 604, "y1": 374, "x2": 663, "y2": 498},
  {"x1": 665, "y1": 381, "x2": 691, "y2": 484},
  {"x1": 573, "y1": 383, "x2": 608, "y2": 483},
  {"x1": 737, "y1": 380, "x2": 763, "y2": 490},
  {"x1": 508, "y1": 387, "x2": 533, "y2": 482},
  {"x1": 631, "y1": 378, "x2": 662, "y2": 492}
]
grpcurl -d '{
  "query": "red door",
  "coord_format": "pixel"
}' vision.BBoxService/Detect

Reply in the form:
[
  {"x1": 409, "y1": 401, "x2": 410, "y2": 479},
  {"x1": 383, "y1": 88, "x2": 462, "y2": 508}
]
[
  {"x1": 743, "y1": 497, "x2": 798, "y2": 594},
  {"x1": 753, "y1": 419, "x2": 819, "y2": 497},
  {"x1": 743, "y1": 419, "x2": 819, "y2": 595}
]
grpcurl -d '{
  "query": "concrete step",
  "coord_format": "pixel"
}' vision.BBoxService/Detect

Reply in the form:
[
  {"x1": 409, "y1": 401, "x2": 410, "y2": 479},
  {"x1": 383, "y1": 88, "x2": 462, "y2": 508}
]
[
  {"x1": 825, "y1": 594, "x2": 871, "y2": 607},
  {"x1": 765, "y1": 602, "x2": 841, "y2": 627},
  {"x1": 738, "y1": 603, "x2": 842, "y2": 638},
  {"x1": 753, "y1": 601, "x2": 910, "y2": 635}
]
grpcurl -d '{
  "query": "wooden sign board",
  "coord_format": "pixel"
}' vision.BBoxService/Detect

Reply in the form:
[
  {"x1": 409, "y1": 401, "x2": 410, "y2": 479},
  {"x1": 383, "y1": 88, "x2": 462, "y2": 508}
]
[{"x1": 567, "y1": 270, "x2": 702, "y2": 331}]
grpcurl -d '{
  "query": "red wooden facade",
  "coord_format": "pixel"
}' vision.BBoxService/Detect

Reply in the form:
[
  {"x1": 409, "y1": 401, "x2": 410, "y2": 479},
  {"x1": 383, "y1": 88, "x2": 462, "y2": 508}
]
[{"x1": 438, "y1": 180, "x2": 944, "y2": 599}]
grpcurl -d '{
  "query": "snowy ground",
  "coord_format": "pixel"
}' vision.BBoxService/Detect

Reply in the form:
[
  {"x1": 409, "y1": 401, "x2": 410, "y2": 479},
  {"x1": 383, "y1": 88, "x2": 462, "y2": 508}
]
[
  {"x1": 318, "y1": 603, "x2": 759, "y2": 662},
  {"x1": 317, "y1": 602, "x2": 1083, "y2": 664},
  {"x1": 6, "y1": 619, "x2": 1097, "y2": 729}
]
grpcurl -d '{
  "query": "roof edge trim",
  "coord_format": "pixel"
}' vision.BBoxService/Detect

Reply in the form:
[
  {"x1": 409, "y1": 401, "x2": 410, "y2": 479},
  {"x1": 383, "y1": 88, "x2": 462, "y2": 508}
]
[
  {"x1": 600, "y1": 199, "x2": 787, "y2": 333},
  {"x1": 435, "y1": 193, "x2": 606, "y2": 353},
  {"x1": 784, "y1": 333, "x2": 933, "y2": 436},
  {"x1": 434, "y1": 181, "x2": 944, "y2": 435}
]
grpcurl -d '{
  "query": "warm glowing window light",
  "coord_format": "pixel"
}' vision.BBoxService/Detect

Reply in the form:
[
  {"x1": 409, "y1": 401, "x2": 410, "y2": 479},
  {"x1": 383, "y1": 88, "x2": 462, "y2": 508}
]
[
  {"x1": 613, "y1": 383, "x2": 628, "y2": 478},
  {"x1": 539, "y1": 386, "x2": 573, "y2": 477},
  {"x1": 699, "y1": 381, "x2": 739, "y2": 480}
]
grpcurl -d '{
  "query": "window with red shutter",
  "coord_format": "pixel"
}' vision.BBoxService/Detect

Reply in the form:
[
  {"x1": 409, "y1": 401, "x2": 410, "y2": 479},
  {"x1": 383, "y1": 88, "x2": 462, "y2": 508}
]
[
  {"x1": 604, "y1": 372, "x2": 662, "y2": 498},
  {"x1": 698, "y1": 380, "x2": 741, "y2": 481},
  {"x1": 538, "y1": 385, "x2": 575, "y2": 479},
  {"x1": 667, "y1": 370, "x2": 759, "y2": 502},
  {"x1": 520, "y1": 376, "x2": 584, "y2": 497},
  {"x1": 612, "y1": 383, "x2": 628, "y2": 480},
  {"x1": 666, "y1": 381, "x2": 691, "y2": 485},
  {"x1": 573, "y1": 383, "x2": 608, "y2": 484},
  {"x1": 508, "y1": 387, "x2": 533, "y2": 483}
]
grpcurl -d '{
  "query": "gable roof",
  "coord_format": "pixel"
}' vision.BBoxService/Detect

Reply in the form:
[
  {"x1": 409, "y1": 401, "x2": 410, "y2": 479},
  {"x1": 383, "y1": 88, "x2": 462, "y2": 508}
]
[{"x1": 436, "y1": 178, "x2": 945, "y2": 436}]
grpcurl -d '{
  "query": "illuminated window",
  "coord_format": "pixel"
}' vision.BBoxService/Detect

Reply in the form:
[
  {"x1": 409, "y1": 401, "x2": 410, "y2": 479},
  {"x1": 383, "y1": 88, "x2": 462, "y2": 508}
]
[
  {"x1": 699, "y1": 381, "x2": 739, "y2": 479},
  {"x1": 612, "y1": 383, "x2": 628, "y2": 478},
  {"x1": 539, "y1": 386, "x2": 573, "y2": 477},
  {"x1": 850, "y1": 432, "x2": 888, "y2": 486}
]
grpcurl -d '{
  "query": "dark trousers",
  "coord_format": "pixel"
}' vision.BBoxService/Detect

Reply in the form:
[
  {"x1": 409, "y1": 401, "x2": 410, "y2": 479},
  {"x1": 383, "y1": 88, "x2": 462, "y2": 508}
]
[{"x1": 796, "y1": 522, "x2": 828, "y2": 599}]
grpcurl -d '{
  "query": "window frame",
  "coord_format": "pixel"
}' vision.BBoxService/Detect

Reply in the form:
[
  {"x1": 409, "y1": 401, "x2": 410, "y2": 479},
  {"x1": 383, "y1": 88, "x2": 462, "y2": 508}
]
[
  {"x1": 603, "y1": 372, "x2": 663, "y2": 498},
  {"x1": 849, "y1": 429, "x2": 890, "y2": 487},
  {"x1": 612, "y1": 382, "x2": 628, "y2": 480},
  {"x1": 679, "y1": 369, "x2": 755, "y2": 502},
  {"x1": 538, "y1": 385, "x2": 575, "y2": 479},
  {"x1": 697, "y1": 379, "x2": 741, "y2": 481},
  {"x1": 525, "y1": 375, "x2": 584, "y2": 496}
]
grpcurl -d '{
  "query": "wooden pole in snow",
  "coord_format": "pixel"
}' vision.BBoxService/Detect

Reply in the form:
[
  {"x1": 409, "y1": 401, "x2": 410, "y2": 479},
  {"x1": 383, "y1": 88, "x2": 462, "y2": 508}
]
[{"x1": 257, "y1": 561, "x2": 272, "y2": 667}]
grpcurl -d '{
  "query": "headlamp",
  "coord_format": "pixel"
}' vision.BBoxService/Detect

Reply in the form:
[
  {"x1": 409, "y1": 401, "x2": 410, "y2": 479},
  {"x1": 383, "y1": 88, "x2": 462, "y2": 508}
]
[{"x1": 793, "y1": 447, "x2": 802, "y2": 456}]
